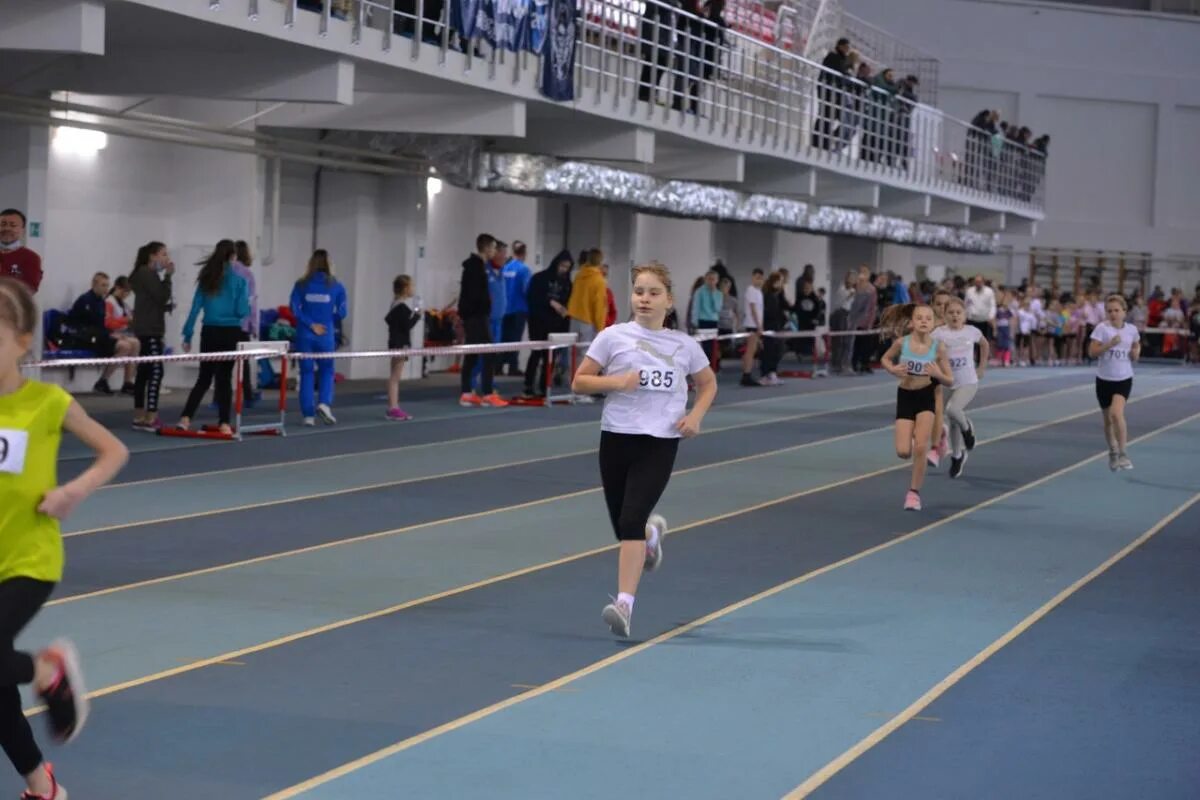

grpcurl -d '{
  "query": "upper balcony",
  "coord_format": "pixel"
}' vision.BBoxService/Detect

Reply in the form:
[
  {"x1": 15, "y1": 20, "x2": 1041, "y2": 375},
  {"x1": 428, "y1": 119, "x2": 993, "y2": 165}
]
[{"x1": 0, "y1": 0, "x2": 1045, "y2": 248}]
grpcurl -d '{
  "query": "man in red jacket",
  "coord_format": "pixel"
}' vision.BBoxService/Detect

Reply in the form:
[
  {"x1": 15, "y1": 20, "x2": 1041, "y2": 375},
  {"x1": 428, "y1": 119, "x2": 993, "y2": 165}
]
[{"x1": 0, "y1": 209, "x2": 42, "y2": 294}]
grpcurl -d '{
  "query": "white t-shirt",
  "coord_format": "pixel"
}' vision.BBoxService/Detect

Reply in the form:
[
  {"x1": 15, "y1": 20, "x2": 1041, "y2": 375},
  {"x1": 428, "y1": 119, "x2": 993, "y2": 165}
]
[
  {"x1": 742, "y1": 285, "x2": 764, "y2": 330},
  {"x1": 933, "y1": 325, "x2": 983, "y2": 386},
  {"x1": 585, "y1": 322, "x2": 710, "y2": 439},
  {"x1": 1090, "y1": 322, "x2": 1139, "y2": 382}
]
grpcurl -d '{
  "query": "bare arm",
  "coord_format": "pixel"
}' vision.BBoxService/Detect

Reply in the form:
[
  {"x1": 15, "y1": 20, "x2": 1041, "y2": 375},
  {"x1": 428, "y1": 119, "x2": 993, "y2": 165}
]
[
  {"x1": 678, "y1": 367, "x2": 717, "y2": 437},
  {"x1": 976, "y1": 336, "x2": 990, "y2": 377},
  {"x1": 880, "y1": 338, "x2": 905, "y2": 377},
  {"x1": 571, "y1": 356, "x2": 638, "y2": 395},
  {"x1": 930, "y1": 345, "x2": 954, "y2": 387},
  {"x1": 38, "y1": 401, "x2": 129, "y2": 520}
]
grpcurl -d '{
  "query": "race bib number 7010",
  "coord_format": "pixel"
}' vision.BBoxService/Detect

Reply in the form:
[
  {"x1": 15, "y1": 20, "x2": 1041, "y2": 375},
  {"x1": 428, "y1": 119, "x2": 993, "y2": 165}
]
[{"x1": 0, "y1": 429, "x2": 29, "y2": 475}]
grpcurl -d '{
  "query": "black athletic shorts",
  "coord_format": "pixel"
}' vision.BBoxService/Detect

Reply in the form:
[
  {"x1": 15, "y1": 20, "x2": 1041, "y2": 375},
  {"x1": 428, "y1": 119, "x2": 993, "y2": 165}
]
[
  {"x1": 896, "y1": 382, "x2": 937, "y2": 421},
  {"x1": 1095, "y1": 377, "x2": 1132, "y2": 410}
]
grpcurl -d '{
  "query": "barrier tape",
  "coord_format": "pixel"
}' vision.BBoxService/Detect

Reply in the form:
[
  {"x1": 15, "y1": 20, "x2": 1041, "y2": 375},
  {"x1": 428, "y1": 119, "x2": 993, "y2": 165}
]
[{"x1": 25, "y1": 326, "x2": 1193, "y2": 369}]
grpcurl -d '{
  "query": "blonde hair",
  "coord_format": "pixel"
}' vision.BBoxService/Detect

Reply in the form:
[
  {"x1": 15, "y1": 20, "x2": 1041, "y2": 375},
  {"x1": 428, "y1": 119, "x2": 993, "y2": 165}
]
[
  {"x1": 880, "y1": 302, "x2": 934, "y2": 338},
  {"x1": 944, "y1": 296, "x2": 965, "y2": 310},
  {"x1": 1105, "y1": 293, "x2": 1128, "y2": 311},
  {"x1": 632, "y1": 263, "x2": 673, "y2": 296}
]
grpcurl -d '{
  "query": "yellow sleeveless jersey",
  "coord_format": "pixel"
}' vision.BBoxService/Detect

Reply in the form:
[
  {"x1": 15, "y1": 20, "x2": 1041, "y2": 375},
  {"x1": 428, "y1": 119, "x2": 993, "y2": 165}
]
[{"x1": 0, "y1": 380, "x2": 72, "y2": 583}]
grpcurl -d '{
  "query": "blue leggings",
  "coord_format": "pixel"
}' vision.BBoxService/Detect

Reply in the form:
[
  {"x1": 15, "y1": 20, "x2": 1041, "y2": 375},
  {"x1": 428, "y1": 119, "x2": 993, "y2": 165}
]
[{"x1": 297, "y1": 336, "x2": 336, "y2": 417}]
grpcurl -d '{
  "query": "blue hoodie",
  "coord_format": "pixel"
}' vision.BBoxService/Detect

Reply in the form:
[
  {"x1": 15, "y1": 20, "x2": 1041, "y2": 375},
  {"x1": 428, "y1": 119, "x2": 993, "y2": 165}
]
[
  {"x1": 182, "y1": 266, "x2": 250, "y2": 343},
  {"x1": 290, "y1": 271, "x2": 348, "y2": 345},
  {"x1": 502, "y1": 258, "x2": 532, "y2": 315},
  {"x1": 487, "y1": 262, "x2": 507, "y2": 326}
]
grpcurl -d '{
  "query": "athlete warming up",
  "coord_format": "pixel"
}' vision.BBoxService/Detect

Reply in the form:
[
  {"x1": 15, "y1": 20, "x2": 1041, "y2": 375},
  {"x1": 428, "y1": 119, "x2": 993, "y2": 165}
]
[
  {"x1": 0, "y1": 278, "x2": 128, "y2": 800},
  {"x1": 572, "y1": 264, "x2": 717, "y2": 638},
  {"x1": 1088, "y1": 294, "x2": 1140, "y2": 471},
  {"x1": 880, "y1": 303, "x2": 953, "y2": 511}
]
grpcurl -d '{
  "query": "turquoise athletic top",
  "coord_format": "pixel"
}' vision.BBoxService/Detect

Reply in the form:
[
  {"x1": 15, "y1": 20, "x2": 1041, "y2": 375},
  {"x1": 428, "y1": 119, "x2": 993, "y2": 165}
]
[{"x1": 900, "y1": 335, "x2": 938, "y2": 377}]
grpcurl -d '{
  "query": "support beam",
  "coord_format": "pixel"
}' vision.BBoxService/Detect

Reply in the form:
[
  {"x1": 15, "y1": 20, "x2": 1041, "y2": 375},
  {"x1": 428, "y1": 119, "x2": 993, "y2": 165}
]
[
  {"x1": 742, "y1": 162, "x2": 816, "y2": 197},
  {"x1": 262, "y1": 91, "x2": 526, "y2": 137},
  {"x1": 0, "y1": 0, "x2": 104, "y2": 55},
  {"x1": 524, "y1": 127, "x2": 654, "y2": 164},
  {"x1": 969, "y1": 209, "x2": 1006, "y2": 233},
  {"x1": 879, "y1": 187, "x2": 931, "y2": 218},
  {"x1": 813, "y1": 173, "x2": 880, "y2": 209},
  {"x1": 928, "y1": 197, "x2": 970, "y2": 226},
  {"x1": 12, "y1": 51, "x2": 354, "y2": 105},
  {"x1": 1005, "y1": 217, "x2": 1037, "y2": 237},
  {"x1": 649, "y1": 149, "x2": 744, "y2": 182}
]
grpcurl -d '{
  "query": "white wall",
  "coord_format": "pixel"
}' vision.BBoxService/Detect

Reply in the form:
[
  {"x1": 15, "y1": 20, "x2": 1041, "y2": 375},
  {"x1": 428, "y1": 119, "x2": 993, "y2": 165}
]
[
  {"x1": 632, "y1": 214, "x2": 714, "y2": 312},
  {"x1": 844, "y1": 0, "x2": 1200, "y2": 282}
]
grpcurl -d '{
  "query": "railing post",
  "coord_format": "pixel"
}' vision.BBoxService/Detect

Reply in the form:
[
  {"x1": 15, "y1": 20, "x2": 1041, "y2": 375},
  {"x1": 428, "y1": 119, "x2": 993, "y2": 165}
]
[
  {"x1": 319, "y1": 0, "x2": 331, "y2": 36},
  {"x1": 382, "y1": 0, "x2": 393, "y2": 51},
  {"x1": 352, "y1": 0, "x2": 364, "y2": 43},
  {"x1": 248, "y1": 0, "x2": 259, "y2": 18},
  {"x1": 284, "y1": 0, "x2": 296, "y2": 27}
]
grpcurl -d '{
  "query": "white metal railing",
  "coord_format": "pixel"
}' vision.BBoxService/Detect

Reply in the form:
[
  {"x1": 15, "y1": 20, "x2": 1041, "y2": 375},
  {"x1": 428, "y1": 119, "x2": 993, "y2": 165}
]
[{"x1": 255, "y1": 0, "x2": 1043, "y2": 212}]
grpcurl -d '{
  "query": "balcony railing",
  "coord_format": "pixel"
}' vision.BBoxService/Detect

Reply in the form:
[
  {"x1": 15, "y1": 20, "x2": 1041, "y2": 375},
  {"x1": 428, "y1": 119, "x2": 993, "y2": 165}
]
[{"x1": 254, "y1": 0, "x2": 1045, "y2": 213}]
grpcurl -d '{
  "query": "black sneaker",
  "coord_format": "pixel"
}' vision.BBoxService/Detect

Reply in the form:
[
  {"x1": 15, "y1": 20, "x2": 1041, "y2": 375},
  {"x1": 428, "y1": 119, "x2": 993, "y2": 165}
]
[
  {"x1": 949, "y1": 451, "x2": 967, "y2": 479},
  {"x1": 740, "y1": 375, "x2": 760, "y2": 387},
  {"x1": 963, "y1": 423, "x2": 976, "y2": 451},
  {"x1": 37, "y1": 639, "x2": 89, "y2": 744},
  {"x1": 92, "y1": 378, "x2": 113, "y2": 395},
  {"x1": 120, "y1": 382, "x2": 136, "y2": 395}
]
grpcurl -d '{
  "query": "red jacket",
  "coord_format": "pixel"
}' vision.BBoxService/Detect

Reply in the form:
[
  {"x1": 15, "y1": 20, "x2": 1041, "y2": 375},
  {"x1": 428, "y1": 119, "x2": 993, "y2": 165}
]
[
  {"x1": 605, "y1": 288, "x2": 618, "y2": 328},
  {"x1": 1, "y1": 247, "x2": 42, "y2": 293}
]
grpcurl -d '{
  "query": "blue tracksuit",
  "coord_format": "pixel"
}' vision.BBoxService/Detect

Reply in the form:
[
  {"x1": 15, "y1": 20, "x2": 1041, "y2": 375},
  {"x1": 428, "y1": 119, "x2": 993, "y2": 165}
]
[{"x1": 290, "y1": 271, "x2": 348, "y2": 418}]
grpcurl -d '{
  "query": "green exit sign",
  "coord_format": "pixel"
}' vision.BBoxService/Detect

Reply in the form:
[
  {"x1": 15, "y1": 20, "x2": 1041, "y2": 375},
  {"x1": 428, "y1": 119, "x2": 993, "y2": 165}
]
[{"x1": 29, "y1": 222, "x2": 41, "y2": 238}]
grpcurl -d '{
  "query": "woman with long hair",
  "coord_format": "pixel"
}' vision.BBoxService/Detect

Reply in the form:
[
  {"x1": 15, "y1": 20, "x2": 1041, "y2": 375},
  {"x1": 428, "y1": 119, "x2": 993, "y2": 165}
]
[
  {"x1": 129, "y1": 241, "x2": 173, "y2": 431},
  {"x1": 178, "y1": 239, "x2": 250, "y2": 435},
  {"x1": 290, "y1": 249, "x2": 348, "y2": 426}
]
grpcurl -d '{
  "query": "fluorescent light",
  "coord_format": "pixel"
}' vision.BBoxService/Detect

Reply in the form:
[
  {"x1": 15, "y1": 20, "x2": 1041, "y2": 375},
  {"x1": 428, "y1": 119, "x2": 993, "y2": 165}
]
[
  {"x1": 426, "y1": 176, "x2": 443, "y2": 196},
  {"x1": 53, "y1": 126, "x2": 107, "y2": 155}
]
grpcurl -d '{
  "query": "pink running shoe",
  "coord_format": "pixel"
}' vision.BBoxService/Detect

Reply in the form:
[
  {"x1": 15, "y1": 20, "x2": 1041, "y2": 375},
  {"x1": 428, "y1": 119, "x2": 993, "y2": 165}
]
[
  {"x1": 903, "y1": 490, "x2": 922, "y2": 511},
  {"x1": 937, "y1": 425, "x2": 950, "y2": 457},
  {"x1": 385, "y1": 407, "x2": 412, "y2": 421},
  {"x1": 926, "y1": 449, "x2": 940, "y2": 468}
]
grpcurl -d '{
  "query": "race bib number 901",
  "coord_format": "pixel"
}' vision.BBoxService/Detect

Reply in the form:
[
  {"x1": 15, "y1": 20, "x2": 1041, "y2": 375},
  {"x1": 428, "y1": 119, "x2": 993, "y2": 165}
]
[
  {"x1": 638, "y1": 368, "x2": 676, "y2": 392},
  {"x1": 0, "y1": 429, "x2": 29, "y2": 476}
]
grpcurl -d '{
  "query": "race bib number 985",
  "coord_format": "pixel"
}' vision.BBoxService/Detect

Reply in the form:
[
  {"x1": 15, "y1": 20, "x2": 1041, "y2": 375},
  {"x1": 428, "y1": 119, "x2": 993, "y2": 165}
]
[
  {"x1": 638, "y1": 368, "x2": 676, "y2": 392},
  {"x1": 0, "y1": 429, "x2": 29, "y2": 475}
]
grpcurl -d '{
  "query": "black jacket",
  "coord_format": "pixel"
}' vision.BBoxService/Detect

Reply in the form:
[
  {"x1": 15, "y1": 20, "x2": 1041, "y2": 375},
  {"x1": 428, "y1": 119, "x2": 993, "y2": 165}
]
[
  {"x1": 527, "y1": 250, "x2": 573, "y2": 331},
  {"x1": 130, "y1": 265, "x2": 174, "y2": 337},
  {"x1": 458, "y1": 253, "x2": 490, "y2": 320}
]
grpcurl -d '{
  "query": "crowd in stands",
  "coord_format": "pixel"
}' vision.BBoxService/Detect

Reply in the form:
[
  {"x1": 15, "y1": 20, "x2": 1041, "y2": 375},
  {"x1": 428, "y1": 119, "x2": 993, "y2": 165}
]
[{"x1": 287, "y1": 4, "x2": 1045, "y2": 203}]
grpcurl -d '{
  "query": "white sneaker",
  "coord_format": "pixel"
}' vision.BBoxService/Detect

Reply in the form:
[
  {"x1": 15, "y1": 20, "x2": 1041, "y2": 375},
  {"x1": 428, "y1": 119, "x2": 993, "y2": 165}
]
[
  {"x1": 644, "y1": 514, "x2": 667, "y2": 572},
  {"x1": 1117, "y1": 453, "x2": 1133, "y2": 471},
  {"x1": 316, "y1": 403, "x2": 337, "y2": 425},
  {"x1": 303, "y1": 417, "x2": 316, "y2": 427},
  {"x1": 601, "y1": 599, "x2": 632, "y2": 638}
]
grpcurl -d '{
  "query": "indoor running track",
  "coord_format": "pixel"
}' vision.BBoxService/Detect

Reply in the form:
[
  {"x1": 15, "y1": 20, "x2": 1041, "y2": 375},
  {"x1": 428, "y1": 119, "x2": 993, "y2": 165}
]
[{"x1": 21, "y1": 366, "x2": 1200, "y2": 799}]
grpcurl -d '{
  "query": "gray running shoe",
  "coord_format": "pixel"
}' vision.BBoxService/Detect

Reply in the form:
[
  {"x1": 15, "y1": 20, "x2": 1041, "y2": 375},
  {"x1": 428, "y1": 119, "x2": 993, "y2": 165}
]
[
  {"x1": 1117, "y1": 453, "x2": 1133, "y2": 471},
  {"x1": 601, "y1": 599, "x2": 632, "y2": 638},
  {"x1": 1108, "y1": 451, "x2": 1120, "y2": 472},
  {"x1": 644, "y1": 514, "x2": 668, "y2": 572}
]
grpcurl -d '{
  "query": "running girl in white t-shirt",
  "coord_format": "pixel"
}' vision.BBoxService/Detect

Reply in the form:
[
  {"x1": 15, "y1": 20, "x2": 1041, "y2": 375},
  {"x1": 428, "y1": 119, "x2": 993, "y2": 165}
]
[
  {"x1": 572, "y1": 264, "x2": 718, "y2": 638},
  {"x1": 933, "y1": 297, "x2": 989, "y2": 478},
  {"x1": 1088, "y1": 294, "x2": 1140, "y2": 471}
]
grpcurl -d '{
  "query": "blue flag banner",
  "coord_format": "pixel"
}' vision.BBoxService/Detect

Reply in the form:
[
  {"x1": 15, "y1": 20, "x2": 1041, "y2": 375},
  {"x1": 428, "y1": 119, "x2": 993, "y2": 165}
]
[
  {"x1": 525, "y1": 0, "x2": 550, "y2": 53},
  {"x1": 540, "y1": 0, "x2": 576, "y2": 101},
  {"x1": 496, "y1": 0, "x2": 532, "y2": 52}
]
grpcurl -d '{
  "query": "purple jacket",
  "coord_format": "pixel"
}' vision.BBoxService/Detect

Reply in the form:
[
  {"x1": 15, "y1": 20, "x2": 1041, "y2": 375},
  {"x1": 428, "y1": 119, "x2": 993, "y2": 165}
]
[{"x1": 230, "y1": 260, "x2": 259, "y2": 336}]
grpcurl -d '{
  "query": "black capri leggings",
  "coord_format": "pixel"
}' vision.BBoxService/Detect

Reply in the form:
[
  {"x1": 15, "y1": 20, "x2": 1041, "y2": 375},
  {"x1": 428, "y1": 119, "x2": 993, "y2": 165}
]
[
  {"x1": 598, "y1": 431, "x2": 680, "y2": 541},
  {"x1": 134, "y1": 335, "x2": 164, "y2": 413},
  {"x1": 181, "y1": 325, "x2": 243, "y2": 425},
  {"x1": 1, "y1": 578, "x2": 55, "y2": 777}
]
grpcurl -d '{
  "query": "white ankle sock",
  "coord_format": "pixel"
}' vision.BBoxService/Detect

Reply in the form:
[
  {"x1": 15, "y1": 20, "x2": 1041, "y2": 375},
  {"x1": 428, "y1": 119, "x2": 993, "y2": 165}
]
[{"x1": 617, "y1": 592, "x2": 635, "y2": 612}]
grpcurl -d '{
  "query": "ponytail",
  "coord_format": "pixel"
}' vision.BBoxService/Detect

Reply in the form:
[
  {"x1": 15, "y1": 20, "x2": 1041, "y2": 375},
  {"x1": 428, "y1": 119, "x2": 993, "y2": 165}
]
[{"x1": 879, "y1": 302, "x2": 920, "y2": 339}]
